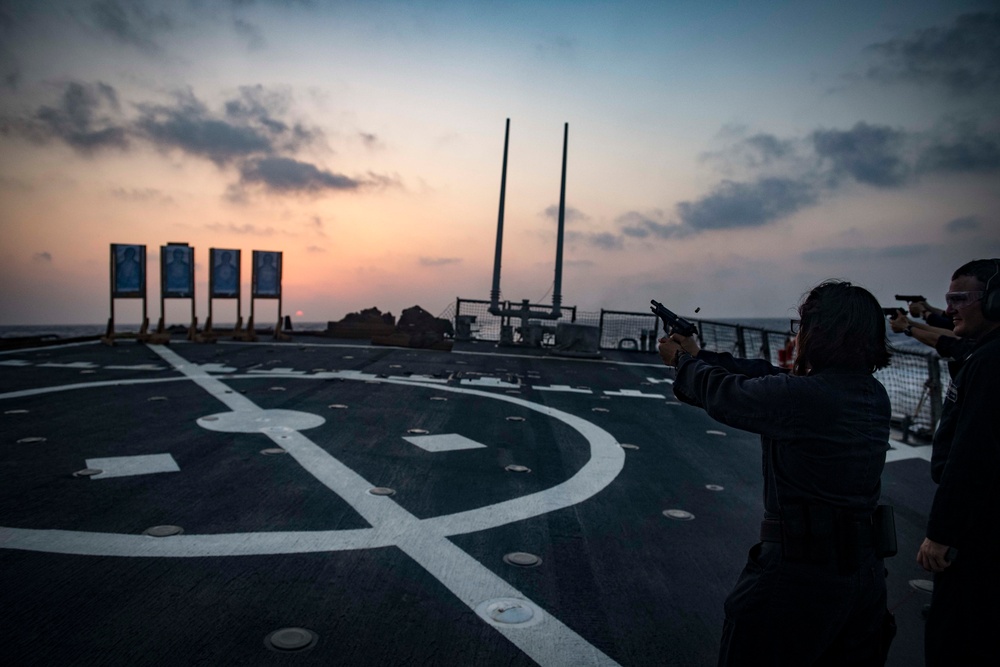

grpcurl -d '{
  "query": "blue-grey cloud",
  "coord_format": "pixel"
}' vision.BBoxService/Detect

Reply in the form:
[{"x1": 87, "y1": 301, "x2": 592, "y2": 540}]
[
  {"x1": 585, "y1": 232, "x2": 624, "y2": 251},
  {"x1": 616, "y1": 211, "x2": 680, "y2": 240},
  {"x1": 865, "y1": 12, "x2": 1000, "y2": 96},
  {"x1": 83, "y1": 0, "x2": 175, "y2": 54},
  {"x1": 945, "y1": 215, "x2": 982, "y2": 233},
  {"x1": 33, "y1": 251, "x2": 52, "y2": 262},
  {"x1": 566, "y1": 230, "x2": 625, "y2": 250},
  {"x1": 238, "y1": 156, "x2": 360, "y2": 193},
  {"x1": 801, "y1": 243, "x2": 932, "y2": 262},
  {"x1": 136, "y1": 90, "x2": 277, "y2": 164},
  {"x1": 542, "y1": 204, "x2": 587, "y2": 223},
  {"x1": 917, "y1": 124, "x2": 1000, "y2": 174},
  {"x1": 233, "y1": 18, "x2": 265, "y2": 50},
  {"x1": 677, "y1": 177, "x2": 818, "y2": 231},
  {"x1": 419, "y1": 257, "x2": 461, "y2": 267},
  {"x1": 811, "y1": 123, "x2": 909, "y2": 187},
  {"x1": 20, "y1": 81, "x2": 129, "y2": 153}
]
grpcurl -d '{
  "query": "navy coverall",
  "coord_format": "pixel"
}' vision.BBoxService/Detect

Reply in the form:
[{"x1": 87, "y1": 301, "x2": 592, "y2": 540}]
[
  {"x1": 924, "y1": 327, "x2": 1000, "y2": 666},
  {"x1": 672, "y1": 350, "x2": 891, "y2": 666}
]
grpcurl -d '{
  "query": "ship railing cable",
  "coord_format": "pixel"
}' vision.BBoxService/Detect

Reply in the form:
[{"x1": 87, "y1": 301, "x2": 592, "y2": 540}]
[{"x1": 454, "y1": 298, "x2": 944, "y2": 440}]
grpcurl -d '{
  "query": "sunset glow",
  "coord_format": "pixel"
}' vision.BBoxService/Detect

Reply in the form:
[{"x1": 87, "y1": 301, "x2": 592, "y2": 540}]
[{"x1": 1, "y1": 1, "x2": 997, "y2": 325}]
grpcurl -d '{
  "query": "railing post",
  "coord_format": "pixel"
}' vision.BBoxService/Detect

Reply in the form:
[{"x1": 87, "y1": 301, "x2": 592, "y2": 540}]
[{"x1": 735, "y1": 325, "x2": 746, "y2": 357}]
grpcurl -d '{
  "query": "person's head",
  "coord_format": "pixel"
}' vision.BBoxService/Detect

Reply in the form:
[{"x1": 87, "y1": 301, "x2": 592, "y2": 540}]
[
  {"x1": 793, "y1": 280, "x2": 891, "y2": 376},
  {"x1": 948, "y1": 259, "x2": 1000, "y2": 338}
]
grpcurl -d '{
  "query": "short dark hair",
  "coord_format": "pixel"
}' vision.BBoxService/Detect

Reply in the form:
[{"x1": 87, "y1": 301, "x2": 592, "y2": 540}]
[
  {"x1": 793, "y1": 280, "x2": 891, "y2": 375},
  {"x1": 952, "y1": 259, "x2": 1000, "y2": 288}
]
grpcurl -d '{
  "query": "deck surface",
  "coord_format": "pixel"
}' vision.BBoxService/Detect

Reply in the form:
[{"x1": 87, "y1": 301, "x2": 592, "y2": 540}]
[{"x1": 0, "y1": 336, "x2": 935, "y2": 666}]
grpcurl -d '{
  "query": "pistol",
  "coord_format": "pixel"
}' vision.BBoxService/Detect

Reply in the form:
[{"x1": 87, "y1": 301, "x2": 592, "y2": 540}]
[
  {"x1": 895, "y1": 294, "x2": 926, "y2": 303},
  {"x1": 882, "y1": 307, "x2": 903, "y2": 320},
  {"x1": 650, "y1": 300, "x2": 698, "y2": 338}
]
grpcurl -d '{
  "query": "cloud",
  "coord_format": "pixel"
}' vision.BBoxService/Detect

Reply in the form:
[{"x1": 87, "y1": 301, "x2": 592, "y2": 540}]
[
  {"x1": 358, "y1": 132, "x2": 382, "y2": 149},
  {"x1": 701, "y1": 129, "x2": 799, "y2": 173},
  {"x1": 238, "y1": 156, "x2": 361, "y2": 193},
  {"x1": 33, "y1": 251, "x2": 52, "y2": 262},
  {"x1": 233, "y1": 18, "x2": 266, "y2": 51},
  {"x1": 306, "y1": 245, "x2": 326, "y2": 253},
  {"x1": 135, "y1": 89, "x2": 276, "y2": 165},
  {"x1": 916, "y1": 123, "x2": 1000, "y2": 174},
  {"x1": 204, "y1": 222, "x2": 277, "y2": 236},
  {"x1": 24, "y1": 81, "x2": 129, "y2": 153},
  {"x1": 585, "y1": 232, "x2": 623, "y2": 251},
  {"x1": 83, "y1": 0, "x2": 175, "y2": 54},
  {"x1": 639, "y1": 120, "x2": 998, "y2": 245},
  {"x1": 566, "y1": 230, "x2": 625, "y2": 250},
  {"x1": 418, "y1": 257, "x2": 462, "y2": 267},
  {"x1": 801, "y1": 243, "x2": 932, "y2": 262},
  {"x1": 617, "y1": 210, "x2": 681, "y2": 240},
  {"x1": 542, "y1": 204, "x2": 587, "y2": 224},
  {"x1": 811, "y1": 123, "x2": 909, "y2": 187},
  {"x1": 309, "y1": 216, "x2": 326, "y2": 236},
  {"x1": 865, "y1": 12, "x2": 1000, "y2": 96},
  {"x1": 677, "y1": 177, "x2": 818, "y2": 231},
  {"x1": 945, "y1": 215, "x2": 981, "y2": 233},
  {"x1": 110, "y1": 187, "x2": 174, "y2": 204}
]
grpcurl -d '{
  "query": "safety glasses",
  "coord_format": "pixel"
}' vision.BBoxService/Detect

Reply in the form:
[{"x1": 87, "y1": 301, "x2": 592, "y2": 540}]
[{"x1": 944, "y1": 291, "x2": 984, "y2": 308}]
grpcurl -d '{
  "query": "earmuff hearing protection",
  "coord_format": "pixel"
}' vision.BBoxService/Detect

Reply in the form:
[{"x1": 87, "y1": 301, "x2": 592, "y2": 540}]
[{"x1": 983, "y1": 258, "x2": 1000, "y2": 321}]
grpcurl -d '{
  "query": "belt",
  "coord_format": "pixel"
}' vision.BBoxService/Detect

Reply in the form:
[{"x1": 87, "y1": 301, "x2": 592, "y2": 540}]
[{"x1": 759, "y1": 518, "x2": 875, "y2": 546}]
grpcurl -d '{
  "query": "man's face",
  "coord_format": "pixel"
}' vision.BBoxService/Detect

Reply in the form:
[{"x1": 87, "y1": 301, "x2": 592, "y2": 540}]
[{"x1": 947, "y1": 275, "x2": 988, "y2": 338}]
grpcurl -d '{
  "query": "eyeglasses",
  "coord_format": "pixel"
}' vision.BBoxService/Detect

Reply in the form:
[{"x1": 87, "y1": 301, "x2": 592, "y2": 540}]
[
  {"x1": 790, "y1": 319, "x2": 800, "y2": 334},
  {"x1": 944, "y1": 291, "x2": 984, "y2": 308}
]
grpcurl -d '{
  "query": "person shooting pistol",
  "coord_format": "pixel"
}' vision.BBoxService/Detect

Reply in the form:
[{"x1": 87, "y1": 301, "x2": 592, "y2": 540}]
[{"x1": 656, "y1": 281, "x2": 897, "y2": 666}]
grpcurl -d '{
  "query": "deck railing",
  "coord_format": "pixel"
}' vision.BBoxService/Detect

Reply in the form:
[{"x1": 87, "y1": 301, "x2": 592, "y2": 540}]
[{"x1": 451, "y1": 298, "x2": 945, "y2": 441}]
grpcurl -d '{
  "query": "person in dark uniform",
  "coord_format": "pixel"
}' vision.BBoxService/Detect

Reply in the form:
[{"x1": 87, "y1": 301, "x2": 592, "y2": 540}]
[
  {"x1": 658, "y1": 280, "x2": 894, "y2": 666},
  {"x1": 917, "y1": 259, "x2": 1000, "y2": 667}
]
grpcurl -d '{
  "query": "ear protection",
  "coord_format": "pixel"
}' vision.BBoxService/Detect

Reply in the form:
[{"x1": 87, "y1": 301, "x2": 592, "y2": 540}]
[{"x1": 984, "y1": 258, "x2": 1000, "y2": 321}]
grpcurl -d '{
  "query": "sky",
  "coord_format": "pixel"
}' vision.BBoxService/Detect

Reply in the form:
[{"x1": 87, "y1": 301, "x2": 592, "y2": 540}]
[{"x1": 1, "y1": 0, "x2": 998, "y2": 325}]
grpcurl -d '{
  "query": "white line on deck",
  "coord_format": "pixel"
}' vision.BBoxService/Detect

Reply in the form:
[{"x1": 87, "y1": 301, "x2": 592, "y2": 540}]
[{"x1": 0, "y1": 344, "x2": 625, "y2": 666}]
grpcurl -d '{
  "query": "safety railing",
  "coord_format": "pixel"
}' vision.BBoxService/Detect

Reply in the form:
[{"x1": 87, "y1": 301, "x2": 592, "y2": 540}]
[{"x1": 453, "y1": 298, "x2": 944, "y2": 440}]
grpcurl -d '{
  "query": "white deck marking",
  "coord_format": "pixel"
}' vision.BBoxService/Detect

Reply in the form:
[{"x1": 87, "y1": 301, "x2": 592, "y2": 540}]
[
  {"x1": 197, "y1": 409, "x2": 325, "y2": 433},
  {"x1": 39, "y1": 362, "x2": 98, "y2": 369},
  {"x1": 193, "y1": 363, "x2": 237, "y2": 373},
  {"x1": 389, "y1": 374, "x2": 449, "y2": 384},
  {"x1": 603, "y1": 389, "x2": 666, "y2": 399},
  {"x1": 248, "y1": 367, "x2": 306, "y2": 375},
  {"x1": 403, "y1": 433, "x2": 487, "y2": 452},
  {"x1": 886, "y1": 439, "x2": 933, "y2": 462},
  {"x1": 460, "y1": 377, "x2": 520, "y2": 388},
  {"x1": 0, "y1": 377, "x2": 191, "y2": 399},
  {"x1": 104, "y1": 364, "x2": 166, "y2": 371},
  {"x1": 85, "y1": 454, "x2": 180, "y2": 479},
  {"x1": 0, "y1": 344, "x2": 625, "y2": 666},
  {"x1": 534, "y1": 384, "x2": 592, "y2": 394}
]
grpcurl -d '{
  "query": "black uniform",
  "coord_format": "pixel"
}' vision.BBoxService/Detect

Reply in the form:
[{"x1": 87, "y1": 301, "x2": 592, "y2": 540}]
[
  {"x1": 672, "y1": 350, "x2": 891, "y2": 666},
  {"x1": 924, "y1": 327, "x2": 1000, "y2": 666}
]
